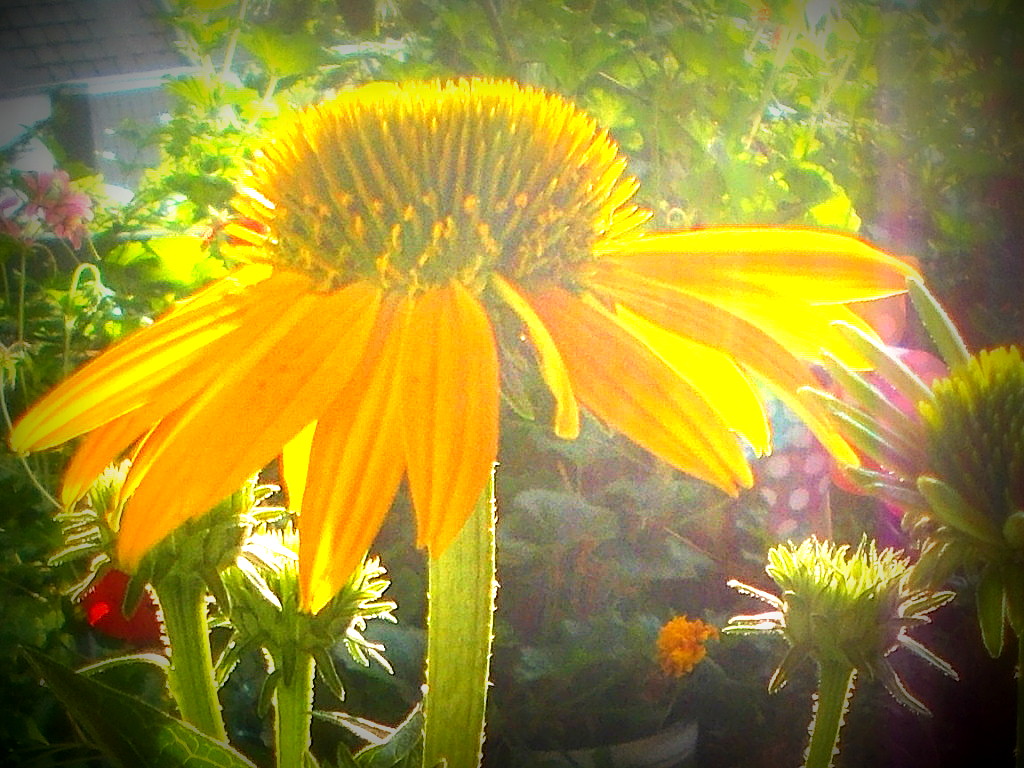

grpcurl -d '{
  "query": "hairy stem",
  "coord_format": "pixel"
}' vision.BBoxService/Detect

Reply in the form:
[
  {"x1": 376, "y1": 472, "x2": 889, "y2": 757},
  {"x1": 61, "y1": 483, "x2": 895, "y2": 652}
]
[
  {"x1": 274, "y1": 653, "x2": 315, "y2": 768},
  {"x1": 1017, "y1": 633, "x2": 1024, "y2": 768},
  {"x1": 804, "y1": 663, "x2": 856, "y2": 768},
  {"x1": 156, "y1": 575, "x2": 227, "y2": 742},
  {"x1": 422, "y1": 471, "x2": 497, "y2": 768}
]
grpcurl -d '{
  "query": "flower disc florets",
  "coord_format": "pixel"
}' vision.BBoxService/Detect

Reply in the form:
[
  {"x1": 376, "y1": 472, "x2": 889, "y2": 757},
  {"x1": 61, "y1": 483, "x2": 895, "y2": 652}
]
[
  {"x1": 230, "y1": 79, "x2": 649, "y2": 292},
  {"x1": 919, "y1": 346, "x2": 1024, "y2": 535}
]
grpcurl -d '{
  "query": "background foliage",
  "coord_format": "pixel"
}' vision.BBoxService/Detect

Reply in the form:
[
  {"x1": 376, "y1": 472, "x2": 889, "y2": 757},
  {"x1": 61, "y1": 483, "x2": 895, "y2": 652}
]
[{"x1": 1, "y1": 0, "x2": 1021, "y2": 766}]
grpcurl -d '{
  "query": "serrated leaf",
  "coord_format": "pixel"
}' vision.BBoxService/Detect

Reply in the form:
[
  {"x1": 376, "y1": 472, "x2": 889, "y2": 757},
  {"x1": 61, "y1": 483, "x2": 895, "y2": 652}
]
[
  {"x1": 24, "y1": 649, "x2": 256, "y2": 768},
  {"x1": 917, "y1": 476, "x2": 1001, "y2": 545},
  {"x1": 78, "y1": 652, "x2": 170, "y2": 677},
  {"x1": 258, "y1": 669, "x2": 280, "y2": 718},
  {"x1": 335, "y1": 743, "x2": 362, "y2": 768},
  {"x1": 898, "y1": 634, "x2": 958, "y2": 680},
  {"x1": 907, "y1": 278, "x2": 970, "y2": 368},
  {"x1": 241, "y1": 28, "x2": 326, "y2": 77},
  {"x1": 313, "y1": 648, "x2": 346, "y2": 701},
  {"x1": 315, "y1": 710, "x2": 394, "y2": 744},
  {"x1": 354, "y1": 706, "x2": 423, "y2": 768},
  {"x1": 1004, "y1": 562, "x2": 1024, "y2": 635},
  {"x1": 876, "y1": 659, "x2": 930, "y2": 716},
  {"x1": 831, "y1": 322, "x2": 933, "y2": 405},
  {"x1": 977, "y1": 564, "x2": 1006, "y2": 658},
  {"x1": 768, "y1": 647, "x2": 806, "y2": 695},
  {"x1": 204, "y1": 568, "x2": 231, "y2": 615}
]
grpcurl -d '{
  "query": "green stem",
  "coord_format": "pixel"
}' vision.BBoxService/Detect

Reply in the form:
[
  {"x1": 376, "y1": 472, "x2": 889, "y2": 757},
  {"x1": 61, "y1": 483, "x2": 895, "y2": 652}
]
[
  {"x1": 156, "y1": 575, "x2": 227, "y2": 742},
  {"x1": 1017, "y1": 633, "x2": 1024, "y2": 768},
  {"x1": 804, "y1": 663, "x2": 856, "y2": 768},
  {"x1": 422, "y1": 471, "x2": 497, "y2": 768},
  {"x1": 0, "y1": 369, "x2": 59, "y2": 509},
  {"x1": 275, "y1": 653, "x2": 315, "y2": 768}
]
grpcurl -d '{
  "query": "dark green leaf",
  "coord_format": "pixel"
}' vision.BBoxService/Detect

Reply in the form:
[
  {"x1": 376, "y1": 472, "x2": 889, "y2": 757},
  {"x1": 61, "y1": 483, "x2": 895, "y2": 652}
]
[
  {"x1": 24, "y1": 648, "x2": 256, "y2": 768},
  {"x1": 355, "y1": 705, "x2": 423, "y2": 768},
  {"x1": 976, "y1": 565, "x2": 1006, "y2": 658}
]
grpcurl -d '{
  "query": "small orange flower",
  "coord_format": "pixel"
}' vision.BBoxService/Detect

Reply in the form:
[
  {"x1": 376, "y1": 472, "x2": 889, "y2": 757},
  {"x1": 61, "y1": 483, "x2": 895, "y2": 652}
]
[{"x1": 656, "y1": 615, "x2": 718, "y2": 678}]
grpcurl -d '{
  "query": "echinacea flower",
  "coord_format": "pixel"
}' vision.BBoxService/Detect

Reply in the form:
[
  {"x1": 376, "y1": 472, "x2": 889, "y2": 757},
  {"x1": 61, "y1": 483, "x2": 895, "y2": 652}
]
[
  {"x1": 810, "y1": 282, "x2": 1024, "y2": 656},
  {"x1": 725, "y1": 536, "x2": 956, "y2": 714},
  {"x1": 10, "y1": 78, "x2": 919, "y2": 613},
  {"x1": 725, "y1": 536, "x2": 955, "y2": 768},
  {"x1": 656, "y1": 614, "x2": 717, "y2": 677}
]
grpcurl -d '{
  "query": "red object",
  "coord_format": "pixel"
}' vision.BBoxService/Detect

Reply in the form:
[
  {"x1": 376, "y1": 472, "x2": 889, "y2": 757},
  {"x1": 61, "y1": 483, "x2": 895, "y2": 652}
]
[{"x1": 80, "y1": 569, "x2": 162, "y2": 646}]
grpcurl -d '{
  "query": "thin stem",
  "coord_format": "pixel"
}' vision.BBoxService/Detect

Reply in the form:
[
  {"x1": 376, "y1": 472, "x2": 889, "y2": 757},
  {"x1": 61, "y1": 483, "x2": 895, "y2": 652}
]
[
  {"x1": 63, "y1": 262, "x2": 104, "y2": 377},
  {"x1": 155, "y1": 574, "x2": 227, "y2": 742},
  {"x1": 744, "y1": 27, "x2": 797, "y2": 149},
  {"x1": 477, "y1": 0, "x2": 515, "y2": 71},
  {"x1": 221, "y1": 0, "x2": 250, "y2": 77},
  {"x1": 17, "y1": 248, "x2": 26, "y2": 343},
  {"x1": 274, "y1": 653, "x2": 315, "y2": 768},
  {"x1": 804, "y1": 663, "x2": 856, "y2": 768},
  {"x1": 422, "y1": 471, "x2": 497, "y2": 768},
  {"x1": 1017, "y1": 633, "x2": 1024, "y2": 768},
  {"x1": 0, "y1": 368, "x2": 60, "y2": 509}
]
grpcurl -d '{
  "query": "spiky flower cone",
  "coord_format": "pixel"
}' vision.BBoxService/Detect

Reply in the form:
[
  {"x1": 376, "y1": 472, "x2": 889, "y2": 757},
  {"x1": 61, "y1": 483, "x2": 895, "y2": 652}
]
[{"x1": 726, "y1": 537, "x2": 955, "y2": 768}]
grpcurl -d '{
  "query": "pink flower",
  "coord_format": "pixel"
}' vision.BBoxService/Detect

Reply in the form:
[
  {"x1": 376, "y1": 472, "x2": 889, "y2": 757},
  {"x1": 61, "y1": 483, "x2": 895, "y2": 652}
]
[
  {"x1": 23, "y1": 170, "x2": 94, "y2": 248},
  {"x1": 0, "y1": 185, "x2": 42, "y2": 242}
]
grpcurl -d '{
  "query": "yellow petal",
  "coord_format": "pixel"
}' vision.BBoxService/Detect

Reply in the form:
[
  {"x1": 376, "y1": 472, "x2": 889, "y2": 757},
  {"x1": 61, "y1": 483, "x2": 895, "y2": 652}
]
[
  {"x1": 526, "y1": 284, "x2": 752, "y2": 494},
  {"x1": 60, "y1": 412, "x2": 156, "y2": 507},
  {"x1": 599, "y1": 228, "x2": 920, "y2": 304},
  {"x1": 491, "y1": 274, "x2": 579, "y2": 438},
  {"x1": 161, "y1": 263, "x2": 273, "y2": 318},
  {"x1": 299, "y1": 298, "x2": 408, "y2": 614},
  {"x1": 689, "y1": 293, "x2": 881, "y2": 369},
  {"x1": 400, "y1": 282, "x2": 500, "y2": 555},
  {"x1": 588, "y1": 267, "x2": 857, "y2": 465},
  {"x1": 117, "y1": 281, "x2": 382, "y2": 570},
  {"x1": 10, "y1": 267, "x2": 289, "y2": 453},
  {"x1": 280, "y1": 420, "x2": 317, "y2": 513},
  {"x1": 615, "y1": 306, "x2": 771, "y2": 456}
]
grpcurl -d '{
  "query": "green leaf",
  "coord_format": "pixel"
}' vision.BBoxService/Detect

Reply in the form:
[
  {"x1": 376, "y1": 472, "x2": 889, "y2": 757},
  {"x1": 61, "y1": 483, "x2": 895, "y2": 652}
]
[
  {"x1": 976, "y1": 564, "x2": 1006, "y2": 658},
  {"x1": 23, "y1": 648, "x2": 256, "y2": 768},
  {"x1": 898, "y1": 634, "x2": 958, "y2": 680},
  {"x1": 907, "y1": 278, "x2": 970, "y2": 369},
  {"x1": 917, "y1": 476, "x2": 1002, "y2": 546},
  {"x1": 355, "y1": 705, "x2": 423, "y2": 768},
  {"x1": 1003, "y1": 562, "x2": 1024, "y2": 636},
  {"x1": 831, "y1": 322, "x2": 934, "y2": 406},
  {"x1": 106, "y1": 235, "x2": 227, "y2": 292},
  {"x1": 241, "y1": 28, "x2": 327, "y2": 77}
]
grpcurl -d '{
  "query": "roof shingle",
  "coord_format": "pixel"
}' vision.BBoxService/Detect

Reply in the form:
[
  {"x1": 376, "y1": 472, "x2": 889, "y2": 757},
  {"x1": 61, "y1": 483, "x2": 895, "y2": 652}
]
[{"x1": 0, "y1": 0, "x2": 187, "y2": 96}]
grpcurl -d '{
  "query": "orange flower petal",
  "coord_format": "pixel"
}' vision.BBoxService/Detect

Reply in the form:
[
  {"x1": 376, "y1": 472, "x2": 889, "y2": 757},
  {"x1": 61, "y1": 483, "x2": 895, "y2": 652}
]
[
  {"x1": 588, "y1": 267, "x2": 858, "y2": 465},
  {"x1": 615, "y1": 306, "x2": 771, "y2": 456},
  {"x1": 589, "y1": 261, "x2": 884, "y2": 369},
  {"x1": 299, "y1": 298, "x2": 408, "y2": 614},
  {"x1": 280, "y1": 420, "x2": 317, "y2": 513},
  {"x1": 116, "y1": 281, "x2": 382, "y2": 570},
  {"x1": 60, "y1": 412, "x2": 156, "y2": 507},
  {"x1": 9, "y1": 266, "x2": 289, "y2": 453},
  {"x1": 400, "y1": 282, "x2": 500, "y2": 554},
  {"x1": 598, "y1": 228, "x2": 920, "y2": 304},
  {"x1": 526, "y1": 285, "x2": 752, "y2": 494},
  {"x1": 491, "y1": 274, "x2": 579, "y2": 438}
]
